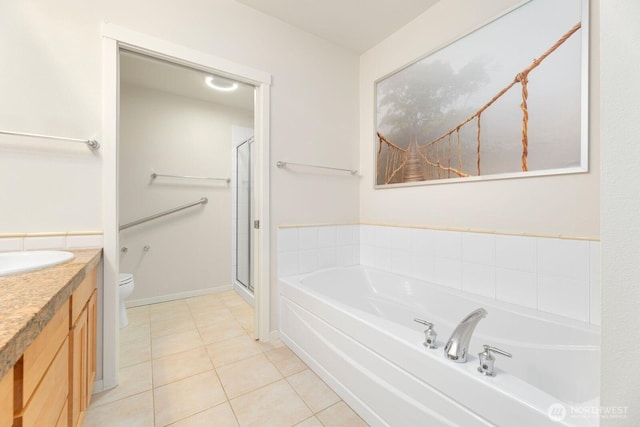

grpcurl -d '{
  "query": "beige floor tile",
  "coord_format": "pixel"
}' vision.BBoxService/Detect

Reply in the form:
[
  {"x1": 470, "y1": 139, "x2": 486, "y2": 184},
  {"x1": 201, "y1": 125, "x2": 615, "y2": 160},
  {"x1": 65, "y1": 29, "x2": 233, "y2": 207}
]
[
  {"x1": 206, "y1": 335, "x2": 262, "y2": 367},
  {"x1": 294, "y1": 416, "x2": 324, "y2": 427},
  {"x1": 191, "y1": 307, "x2": 235, "y2": 328},
  {"x1": 185, "y1": 294, "x2": 227, "y2": 310},
  {"x1": 120, "y1": 335, "x2": 152, "y2": 368},
  {"x1": 126, "y1": 306, "x2": 150, "y2": 325},
  {"x1": 149, "y1": 299, "x2": 190, "y2": 313},
  {"x1": 167, "y1": 402, "x2": 239, "y2": 427},
  {"x1": 265, "y1": 346, "x2": 307, "y2": 376},
  {"x1": 154, "y1": 371, "x2": 227, "y2": 427},
  {"x1": 230, "y1": 379, "x2": 312, "y2": 427},
  {"x1": 152, "y1": 346, "x2": 213, "y2": 387},
  {"x1": 198, "y1": 319, "x2": 247, "y2": 345},
  {"x1": 120, "y1": 321, "x2": 151, "y2": 345},
  {"x1": 151, "y1": 329, "x2": 203, "y2": 359},
  {"x1": 316, "y1": 401, "x2": 368, "y2": 427},
  {"x1": 287, "y1": 369, "x2": 340, "y2": 413},
  {"x1": 258, "y1": 339, "x2": 285, "y2": 352},
  {"x1": 85, "y1": 390, "x2": 154, "y2": 427},
  {"x1": 91, "y1": 361, "x2": 153, "y2": 407},
  {"x1": 150, "y1": 316, "x2": 197, "y2": 339},
  {"x1": 217, "y1": 353, "x2": 282, "y2": 398},
  {"x1": 149, "y1": 308, "x2": 193, "y2": 325}
]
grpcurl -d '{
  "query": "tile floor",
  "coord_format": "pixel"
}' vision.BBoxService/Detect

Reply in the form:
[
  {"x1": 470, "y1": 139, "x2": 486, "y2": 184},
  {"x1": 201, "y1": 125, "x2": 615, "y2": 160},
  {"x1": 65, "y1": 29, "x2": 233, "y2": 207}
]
[{"x1": 85, "y1": 290, "x2": 368, "y2": 427}]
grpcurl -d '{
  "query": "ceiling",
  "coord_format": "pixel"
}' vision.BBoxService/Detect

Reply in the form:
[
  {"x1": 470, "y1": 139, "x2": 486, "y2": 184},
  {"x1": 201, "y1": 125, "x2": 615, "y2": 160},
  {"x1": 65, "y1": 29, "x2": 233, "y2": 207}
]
[
  {"x1": 119, "y1": 51, "x2": 255, "y2": 111},
  {"x1": 236, "y1": 0, "x2": 440, "y2": 53}
]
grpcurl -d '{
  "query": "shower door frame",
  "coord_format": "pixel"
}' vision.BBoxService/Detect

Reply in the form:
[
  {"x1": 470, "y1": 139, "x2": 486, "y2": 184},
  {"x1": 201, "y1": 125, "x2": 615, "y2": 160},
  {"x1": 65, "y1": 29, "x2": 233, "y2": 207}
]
[{"x1": 102, "y1": 24, "x2": 271, "y2": 391}]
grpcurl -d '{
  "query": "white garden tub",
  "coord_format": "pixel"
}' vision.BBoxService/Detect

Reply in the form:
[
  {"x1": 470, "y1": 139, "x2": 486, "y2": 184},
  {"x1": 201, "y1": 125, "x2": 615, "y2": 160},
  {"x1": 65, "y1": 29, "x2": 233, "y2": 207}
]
[{"x1": 279, "y1": 266, "x2": 600, "y2": 426}]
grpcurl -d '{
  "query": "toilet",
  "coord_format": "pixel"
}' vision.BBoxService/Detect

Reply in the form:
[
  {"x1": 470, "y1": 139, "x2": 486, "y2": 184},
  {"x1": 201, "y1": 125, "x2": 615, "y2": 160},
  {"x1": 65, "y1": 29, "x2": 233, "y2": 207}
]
[{"x1": 119, "y1": 273, "x2": 135, "y2": 328}]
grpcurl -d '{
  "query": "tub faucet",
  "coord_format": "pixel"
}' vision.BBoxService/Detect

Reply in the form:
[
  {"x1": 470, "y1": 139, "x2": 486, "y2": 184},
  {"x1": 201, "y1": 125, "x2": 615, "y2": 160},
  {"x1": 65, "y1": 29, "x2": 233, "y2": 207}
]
[{"x1": 444, "y1": 308, "x2": 487, "y2": 363}]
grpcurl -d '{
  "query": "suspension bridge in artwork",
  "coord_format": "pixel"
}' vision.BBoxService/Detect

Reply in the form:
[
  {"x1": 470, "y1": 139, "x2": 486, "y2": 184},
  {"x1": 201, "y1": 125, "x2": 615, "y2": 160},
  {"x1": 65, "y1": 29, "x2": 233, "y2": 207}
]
[{"x1": 377, "y1": 22, "x2": 581, "y2": 185}]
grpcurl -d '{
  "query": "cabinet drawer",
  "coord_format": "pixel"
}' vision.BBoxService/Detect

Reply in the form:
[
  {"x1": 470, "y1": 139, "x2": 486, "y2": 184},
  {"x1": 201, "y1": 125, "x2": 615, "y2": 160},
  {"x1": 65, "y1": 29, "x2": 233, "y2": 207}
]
[
  {"x1": 0, "y1": 368, "x2": 12, "y2": 427},
  {"x1": 21, "y1": 300, "x2": 69, "y2": 403},
  {"x1": 18, "y1": 337, "x2": 69, "y2": 427},
  {"x1": 71, "y1": 268, "x2": 97, "y2": 324}
]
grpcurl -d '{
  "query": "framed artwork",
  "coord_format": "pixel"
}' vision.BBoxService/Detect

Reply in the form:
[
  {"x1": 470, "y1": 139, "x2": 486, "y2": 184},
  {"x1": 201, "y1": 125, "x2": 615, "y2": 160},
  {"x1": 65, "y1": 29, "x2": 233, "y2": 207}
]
[{"x1": 375, "y1": 0, "x2": 588, "y2": 187}]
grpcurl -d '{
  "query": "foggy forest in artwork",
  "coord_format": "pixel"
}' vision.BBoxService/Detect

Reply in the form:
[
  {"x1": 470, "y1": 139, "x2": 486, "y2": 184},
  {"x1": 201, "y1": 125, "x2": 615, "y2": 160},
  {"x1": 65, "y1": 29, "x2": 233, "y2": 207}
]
[{"x1": 376, "y1": 0, "x2": 585, "y2": 185}]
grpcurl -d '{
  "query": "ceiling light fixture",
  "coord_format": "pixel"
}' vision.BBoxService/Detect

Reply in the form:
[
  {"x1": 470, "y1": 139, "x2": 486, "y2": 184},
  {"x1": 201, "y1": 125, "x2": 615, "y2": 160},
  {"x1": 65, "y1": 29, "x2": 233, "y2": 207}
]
[{"x1": 205, "y1": 76, "x2": 238, "y2": 92}]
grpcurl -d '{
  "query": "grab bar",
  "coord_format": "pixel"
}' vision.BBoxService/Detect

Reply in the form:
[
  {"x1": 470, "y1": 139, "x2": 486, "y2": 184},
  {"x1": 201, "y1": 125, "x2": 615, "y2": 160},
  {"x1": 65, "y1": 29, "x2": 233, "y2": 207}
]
[
  {"x1": 0, "y1": 129, "x2": 99, "y2": 150},
  {"x1": 276, "y1": 160, "x2": 358, "y2": 175},
  {"x1": 119, "y1": 197, "x2": 208, "y2": 231},
  {"x1": 151, "y1": 172, "x2": 230, "y2": 183}
]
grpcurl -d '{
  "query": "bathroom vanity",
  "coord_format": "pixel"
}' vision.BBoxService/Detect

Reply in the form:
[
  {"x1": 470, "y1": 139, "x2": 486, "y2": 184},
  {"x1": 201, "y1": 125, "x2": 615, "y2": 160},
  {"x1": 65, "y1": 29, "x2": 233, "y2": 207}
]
[{"x1": 0, "y1": 248, "x2": 102, "y2": 427}]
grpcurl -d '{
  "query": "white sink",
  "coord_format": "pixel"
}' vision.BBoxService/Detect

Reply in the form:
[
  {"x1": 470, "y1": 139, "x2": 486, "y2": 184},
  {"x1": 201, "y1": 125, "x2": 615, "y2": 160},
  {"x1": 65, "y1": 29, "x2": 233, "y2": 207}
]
[{"x1": 0, "y1": 251, "x2": 75, "y2": 277}]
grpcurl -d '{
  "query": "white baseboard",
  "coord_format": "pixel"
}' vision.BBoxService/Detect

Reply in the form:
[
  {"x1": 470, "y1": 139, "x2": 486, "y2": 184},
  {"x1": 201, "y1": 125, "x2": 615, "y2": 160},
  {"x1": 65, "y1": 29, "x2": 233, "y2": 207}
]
[
  {"x1": 269, "y1": 330, "x2": 280, "y2": 341},
  {"x1": 92, "y1": 379, "x2": 105, "y2": 394},
  {"x1": 126, "y1": 285, "x2": 233, "y2": 307}
]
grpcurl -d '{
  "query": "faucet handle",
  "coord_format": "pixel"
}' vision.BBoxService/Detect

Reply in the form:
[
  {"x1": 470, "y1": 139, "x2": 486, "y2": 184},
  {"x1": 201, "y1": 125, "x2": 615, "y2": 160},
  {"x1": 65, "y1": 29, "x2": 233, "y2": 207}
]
[
  {"x1": 414, "y1": 318, "x2": 438, "y2": 349},
  {"x1": 477, "y1": 344, "x2": 512, "y2": 377}
]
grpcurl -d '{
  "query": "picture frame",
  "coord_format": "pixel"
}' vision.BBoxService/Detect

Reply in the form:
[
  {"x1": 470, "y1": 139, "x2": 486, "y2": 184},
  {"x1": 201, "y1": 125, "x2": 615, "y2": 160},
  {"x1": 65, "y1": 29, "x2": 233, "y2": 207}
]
[{"x1": 374, "y1": 0, "x2": 589, "y2": 187}]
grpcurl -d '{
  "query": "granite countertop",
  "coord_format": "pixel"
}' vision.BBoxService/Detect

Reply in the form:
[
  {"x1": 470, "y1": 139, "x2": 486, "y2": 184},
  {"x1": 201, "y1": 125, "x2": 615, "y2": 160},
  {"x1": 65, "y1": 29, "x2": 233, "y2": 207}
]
[{"x1": 0, "y1": 248, "x2": 103, "y2": 380}]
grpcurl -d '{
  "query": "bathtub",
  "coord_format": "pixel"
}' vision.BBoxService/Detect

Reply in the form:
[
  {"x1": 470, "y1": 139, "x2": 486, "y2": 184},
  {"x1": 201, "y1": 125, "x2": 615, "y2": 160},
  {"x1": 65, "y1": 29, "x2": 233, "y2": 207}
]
[{"x1": 279, "y1": 266, "x2": 600, "y2": 427}]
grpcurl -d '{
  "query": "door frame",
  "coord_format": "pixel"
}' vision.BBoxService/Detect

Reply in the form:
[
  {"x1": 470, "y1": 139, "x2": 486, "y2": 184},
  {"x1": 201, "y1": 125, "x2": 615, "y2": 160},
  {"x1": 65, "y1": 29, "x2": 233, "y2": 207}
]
[{"x1": 101, "y1": 23, "x2": 271, "y2": 389}]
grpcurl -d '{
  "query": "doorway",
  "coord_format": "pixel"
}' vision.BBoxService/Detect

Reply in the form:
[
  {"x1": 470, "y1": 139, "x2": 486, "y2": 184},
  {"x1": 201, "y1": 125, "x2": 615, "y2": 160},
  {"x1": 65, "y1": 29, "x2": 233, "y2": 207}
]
[{"x1": 102, "y1": 25, "x2": 271, "y2": 390}]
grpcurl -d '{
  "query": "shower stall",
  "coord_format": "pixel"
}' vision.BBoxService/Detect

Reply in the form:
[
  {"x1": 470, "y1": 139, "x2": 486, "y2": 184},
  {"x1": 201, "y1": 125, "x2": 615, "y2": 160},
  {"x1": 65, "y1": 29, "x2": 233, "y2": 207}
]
[{"x1": 233, "y1": 129, "x2": 254, "y2": 301}]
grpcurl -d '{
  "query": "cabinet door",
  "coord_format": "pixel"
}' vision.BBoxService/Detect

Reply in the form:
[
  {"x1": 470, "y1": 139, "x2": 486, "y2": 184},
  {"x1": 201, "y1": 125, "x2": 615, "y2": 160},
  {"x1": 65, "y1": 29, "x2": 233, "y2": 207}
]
[
  {"x1": 19, "y1": 337, "x2": 69, "y2": 427},
  {"x1": 86, "y1": 290, "x2": 97, "y2": 406},
  {"x1": 69, "y1": 308, "x2": 87, "y2": 427},
  {"x1": 0, "y1": 368, "x2": 12, "y2": 427}
]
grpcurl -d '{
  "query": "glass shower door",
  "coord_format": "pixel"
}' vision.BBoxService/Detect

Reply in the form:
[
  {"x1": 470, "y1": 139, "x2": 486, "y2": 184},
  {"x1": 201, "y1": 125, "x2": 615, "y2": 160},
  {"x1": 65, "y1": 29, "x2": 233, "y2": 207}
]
[{"x1": 236, "y1": 137, "x2": 253, "y2": 292}]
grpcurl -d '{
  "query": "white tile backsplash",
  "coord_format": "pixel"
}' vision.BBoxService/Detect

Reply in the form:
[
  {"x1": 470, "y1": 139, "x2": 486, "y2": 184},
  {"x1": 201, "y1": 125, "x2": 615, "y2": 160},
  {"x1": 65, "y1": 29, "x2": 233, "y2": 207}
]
[
  {"x1": 495, "y1": 268, "x2": 537, "y2": 309},
  {"x1": 374, "y1": 226, "x2": 392, "y2": 248},
  {"x1": 360, "y1": 225, "x2": 376, "y2": 246},
  {"x1": 462, "y1": 233, "x2": 495, "y2": 266},
  {"x1": 299, "y1": 227, "x2": 319, "y2": 250},
  {"x1": 374, "y1": 246, "x2": 392, "y2": 271},
  {"x1": 434, "y1": 257, "x2": 462, "y2": 290},
  {"x1": 277, "y1": 224, "x2": 599, "y2": 324},
  {"x1": 537, "y1": 237, "x2": 589, "y2": 282},
  {"x1": 0, "y1": 238, "x2": 23, "y2": 252},
  {"x1": 432, "y1": 230, "x2": 462, "y2": 260},
  {"x1": 495, "y1": 234, "x2": 537, "y2": 272},
  {"x1": 299, "y1": 249, "x2": 319, "y2": 274},
  {"x1": 24, "y1": 236, "x2": 66, "y2": 250},
  {"x1": 412, "y1": 252, "x2": 435, "y2": 282},
  {"x1": 278, "y1": 228, "x2": 299, "y2": 253},
  {"x1": 411, "y1": 228, "x2": 435, "y2": 255},
  {"x1": 391, "y1": 249, "x2": 412, "y2": 276},
  {"x1": 391, "y1": 227, "x2": 412, "y2": 251},
  {"x1": 337, "y1": 225, "x2": 357, "y2": 246},
  {"x1": 538, "y1": 275, "x2": 589, "y2": 322},
  {"x1": 318, "y1": 247, "x2": 338, "y2": 269},
  {"x1": 278, "y1": 251, "x2": 299, "y2": 277},
  {"x1": 66, "y1": 234, "x2": 103, "y2": 249},
  {"x1": 462, "y1": 262, "x2": 495, "y2": 298},
  {"x1": 318, "y1": 226, "x2": 337, "y2": 248}
]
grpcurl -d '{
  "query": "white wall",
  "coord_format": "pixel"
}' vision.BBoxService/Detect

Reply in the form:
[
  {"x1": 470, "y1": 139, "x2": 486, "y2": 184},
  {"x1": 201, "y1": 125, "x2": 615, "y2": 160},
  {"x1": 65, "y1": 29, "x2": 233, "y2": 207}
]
[
  {"x1": 601, "y1": 0, "x2": 640, "y2": 424},
  {"x1": 0, "y1": 0, "x2": 360, "y2": 332},
  {"x1": 359, "y1": 0, "x2": 600, "y2": 238},
  {"x1": 119, "y1": 84, "x2": 252, "y2": 303}
]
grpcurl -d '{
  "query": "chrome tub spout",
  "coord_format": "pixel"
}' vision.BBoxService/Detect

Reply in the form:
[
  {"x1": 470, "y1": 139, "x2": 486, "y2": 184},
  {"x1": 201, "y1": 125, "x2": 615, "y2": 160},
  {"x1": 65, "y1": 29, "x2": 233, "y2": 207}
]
[{"x1": 444, "y1": 308, "x2": 487, "y2": 363}]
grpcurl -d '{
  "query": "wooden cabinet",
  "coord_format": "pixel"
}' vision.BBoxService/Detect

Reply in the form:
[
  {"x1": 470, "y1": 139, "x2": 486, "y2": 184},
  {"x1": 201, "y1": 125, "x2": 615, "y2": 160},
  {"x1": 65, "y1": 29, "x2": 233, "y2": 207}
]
[
  {"x1": 69, "y1": 267, "x2": 97, "y2": 427},
  {"x1": 13, "y1": 301, "x2": 70, "y2": 427},
  {"x1": 11, "y1": 264, "x2": 98, "y2": 427},
  {"x1": 0, "y1": 369, "x2": 12, "y2": 427}
]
